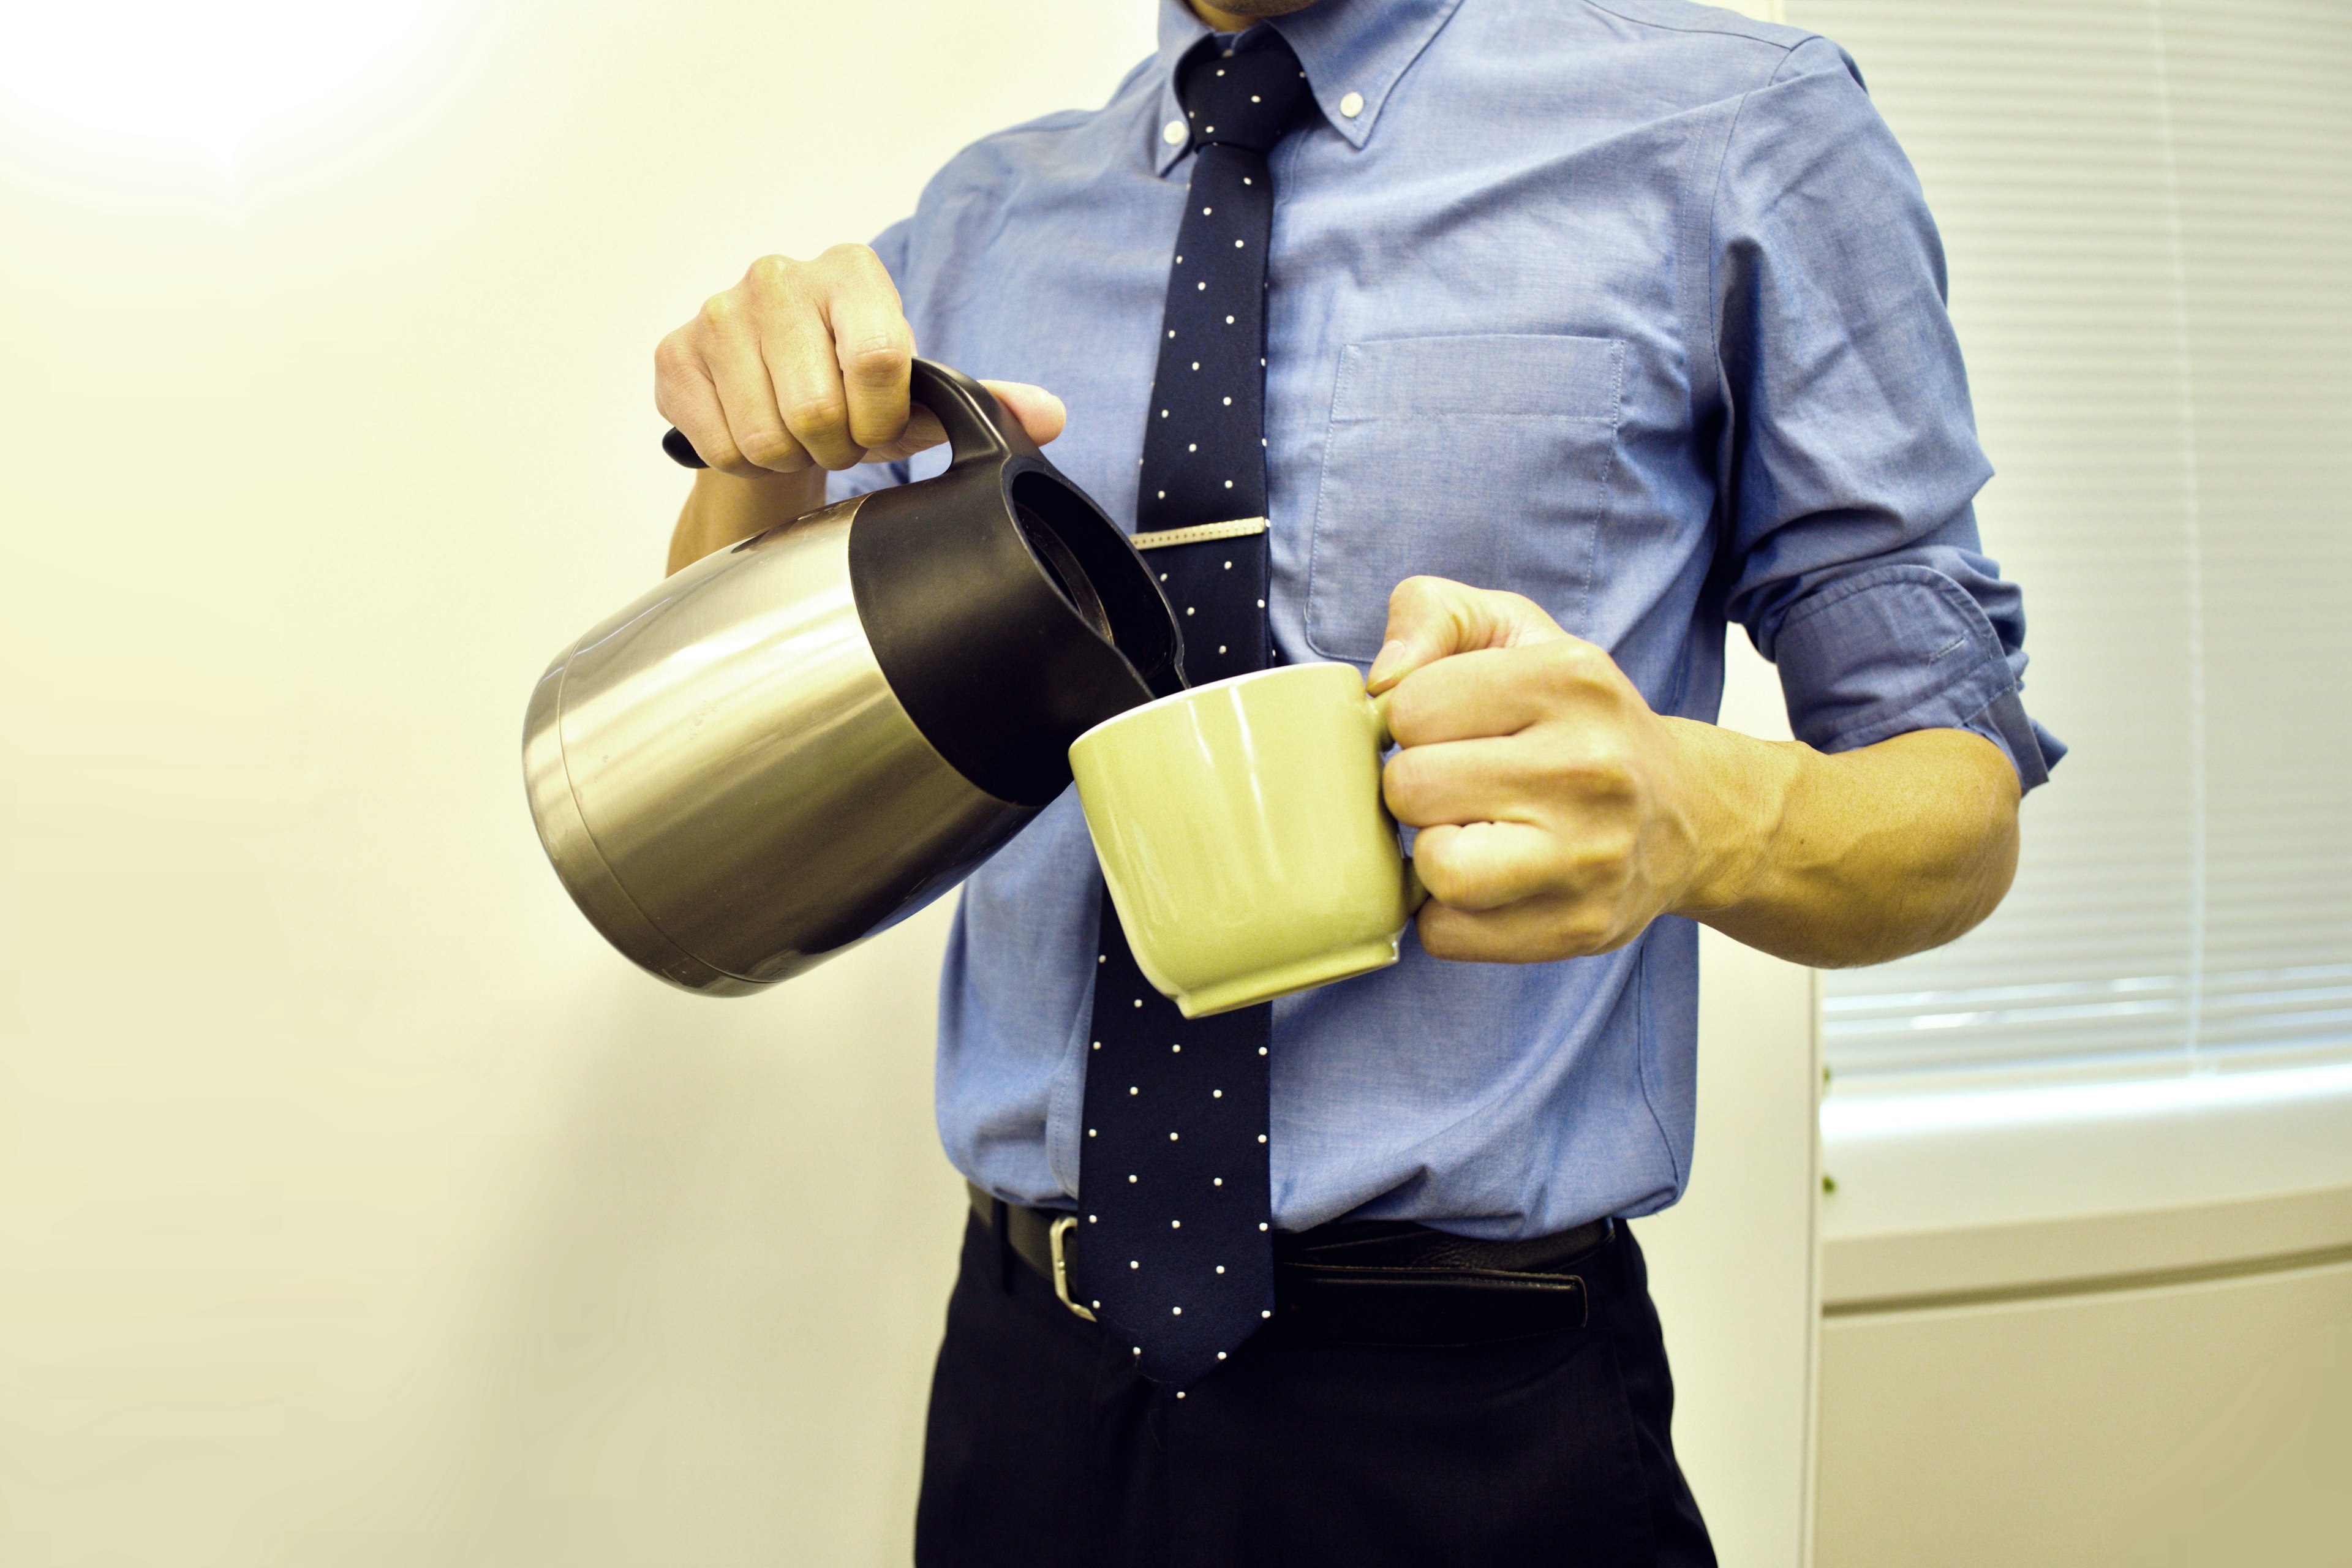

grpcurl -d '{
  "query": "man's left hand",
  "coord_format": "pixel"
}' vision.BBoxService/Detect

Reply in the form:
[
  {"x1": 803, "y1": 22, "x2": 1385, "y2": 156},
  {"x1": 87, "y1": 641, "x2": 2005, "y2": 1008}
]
[
  {"x1": 1368, "y1": 576, "x2": 1744, "y2": 963},
  {"x1": 1369, "y1": 575, "x2": 2026, "y2": 970}
]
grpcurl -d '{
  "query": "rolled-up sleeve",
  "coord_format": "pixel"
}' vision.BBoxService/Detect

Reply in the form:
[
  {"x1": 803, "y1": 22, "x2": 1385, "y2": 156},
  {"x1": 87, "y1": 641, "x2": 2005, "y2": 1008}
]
[{"x1": 1713, "y1": 36, "x2": 2062, "y2": 790}]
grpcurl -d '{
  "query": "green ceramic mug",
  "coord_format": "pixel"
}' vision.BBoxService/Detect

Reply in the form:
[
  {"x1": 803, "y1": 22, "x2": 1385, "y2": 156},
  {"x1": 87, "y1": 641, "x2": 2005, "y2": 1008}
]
[{"x1": 1069, "y1": 661, "x2": 1427, "y2": 1019}]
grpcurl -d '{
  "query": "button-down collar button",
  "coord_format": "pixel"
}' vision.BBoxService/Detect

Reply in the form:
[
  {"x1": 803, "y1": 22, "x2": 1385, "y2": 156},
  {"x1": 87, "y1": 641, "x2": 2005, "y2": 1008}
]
[
  {"x1": 1163, "y1": 119, "x2": 1187, "y2": 146},
  {"x1": 1339, "y1": 91, "x2": 1365, "y2": 119}
]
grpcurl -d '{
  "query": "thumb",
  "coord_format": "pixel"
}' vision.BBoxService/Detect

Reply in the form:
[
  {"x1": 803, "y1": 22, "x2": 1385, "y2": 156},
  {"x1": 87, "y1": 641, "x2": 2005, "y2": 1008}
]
[
  {"x1": 1365, "y1": 576, "x2": 1568, "y2": 693},
  {"x1": 878, "y1": 380, "x2": 1067, "y2": 461},
  {"x1": 981, "y1": 380, "x2": 1067, "y2": 447}
]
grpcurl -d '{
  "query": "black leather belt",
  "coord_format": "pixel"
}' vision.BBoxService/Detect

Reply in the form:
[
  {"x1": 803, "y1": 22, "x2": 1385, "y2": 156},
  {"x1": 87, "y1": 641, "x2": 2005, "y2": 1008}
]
[{"x1": 968, "y1": 1183, "x2": 1616, "y2": 1348}]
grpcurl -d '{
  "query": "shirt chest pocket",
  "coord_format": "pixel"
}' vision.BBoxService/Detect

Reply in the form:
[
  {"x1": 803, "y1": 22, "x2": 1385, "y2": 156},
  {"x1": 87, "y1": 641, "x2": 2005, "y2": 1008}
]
[{"x1": 1303, "y1": 334, "x2": 1625, "y2": 663}]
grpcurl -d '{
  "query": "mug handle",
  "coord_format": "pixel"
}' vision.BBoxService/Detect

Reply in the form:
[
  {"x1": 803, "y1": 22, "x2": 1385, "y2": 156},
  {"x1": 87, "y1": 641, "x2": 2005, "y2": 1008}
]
[{"x1": 1370, "y1": 688, "x2": 1432, "y2": 916}]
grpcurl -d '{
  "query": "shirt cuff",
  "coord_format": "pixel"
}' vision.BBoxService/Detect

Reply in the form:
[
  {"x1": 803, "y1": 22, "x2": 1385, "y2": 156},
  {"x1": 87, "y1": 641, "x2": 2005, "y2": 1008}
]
[{"x1": 1768, "y1": 562, "x2": 2064, "y2": 793}]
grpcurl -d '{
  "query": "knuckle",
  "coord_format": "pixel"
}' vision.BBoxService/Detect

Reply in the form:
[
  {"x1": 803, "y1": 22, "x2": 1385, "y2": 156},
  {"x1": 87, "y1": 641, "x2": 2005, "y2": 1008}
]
[
  {"x1": 821, "y1": 241, "x2": 883, "y2": 276},
  {"x1": 1572, "y1": 827, "x2": 1638, "y2": 882},
  {"x1": 783, "y1": 390, "x2": 849, "y2": 437},
  {"x1": 736, "y1": 428, "x2": 801, "y2": 469},
  {"x1": 1413, "y1": 841, "x2": 1474, "y2": 905},
  {"x1": 1540, "y1": 639, "x2": 1592, "y2": 679},
  {"x1": 1415, "y1": 858, "x2": 1461, "y2": 907},
  {"x1": 1419, "y1": 932, "x2": 1457, "y2": 960},
  {"x1": 1382, "y1": 761, "x2": 1420, "y2": 823},
  {"x1": 1423, "y1": 865, "x2": 1476, "y2": 910},
  {"x1": 1382, "y1": 684, "x2": 1428, "y2": 743},
  {"x1": 1558, "y1": 914, "x2": 1610, "y2": 954},
  {"x1": 896, "y1": 407, "x2": 947, "y2": 451},
  {"x1": 698, "y1": 290, "x2": 742, "y2": 330},
  {"x1": 744, "y1": 253, "x2": 802, "y2": 294},
  {"x1": 842, "y1": 332, "x2": 911, "y2": 386},
  {"x1": 1414, "y1": 907, "x2": 1462, "y2": 959},
  {"x1": 1551, "y1": 636, "x2": 1600, "y2": 669},
  {"x1": 780, "y1": 394, "x2": 846, "y2": 432},
  {"x1": 1540, "y1": 643, "x2": 1611, "y2": 700},
  {"x1": 1390, "y1": 575, "x2": 1444, "y2": 610},
  {"x1": 1573, "y1": 737, "x2": 1631, "y2": 782}
]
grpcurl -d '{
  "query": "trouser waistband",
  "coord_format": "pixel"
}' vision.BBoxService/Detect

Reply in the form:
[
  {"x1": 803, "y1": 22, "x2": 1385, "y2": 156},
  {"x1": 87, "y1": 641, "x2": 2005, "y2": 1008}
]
[{"x1": 968, "y1": 1183, "x2": 1621, "y2": 1347}]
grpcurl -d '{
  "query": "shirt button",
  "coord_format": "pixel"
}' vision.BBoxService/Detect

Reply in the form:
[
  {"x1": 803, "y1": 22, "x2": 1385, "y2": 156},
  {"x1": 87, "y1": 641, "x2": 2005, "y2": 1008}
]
[
  {"x1": 1339, "y1": 91, "x2": 1365, "y2": 119},
  {"x1": 1163, "y1": 119, "x2": 1187, "y2": 146}
]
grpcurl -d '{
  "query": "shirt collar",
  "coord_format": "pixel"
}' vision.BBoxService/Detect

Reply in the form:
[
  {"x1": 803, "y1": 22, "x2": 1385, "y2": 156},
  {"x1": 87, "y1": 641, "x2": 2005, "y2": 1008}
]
[{"x1": 1149, "y1": 0, "x2": 1466, "y2": 174}]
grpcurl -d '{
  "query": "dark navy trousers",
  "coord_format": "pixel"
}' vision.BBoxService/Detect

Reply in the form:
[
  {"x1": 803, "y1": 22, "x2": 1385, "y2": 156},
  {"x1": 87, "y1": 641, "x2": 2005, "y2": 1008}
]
[{"x1": 914, "y1": 1212, "x2": 1717, "y2": 1567}]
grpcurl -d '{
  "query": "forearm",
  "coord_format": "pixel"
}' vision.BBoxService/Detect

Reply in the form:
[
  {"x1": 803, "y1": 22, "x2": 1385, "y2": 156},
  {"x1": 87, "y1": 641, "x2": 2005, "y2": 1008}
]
[
  {"x1": 1671, "y1": 723, "x2": 2020, "y2": 968},
  {"x1": 666, "y1": 467, "x2": 829, "y2": 575}
]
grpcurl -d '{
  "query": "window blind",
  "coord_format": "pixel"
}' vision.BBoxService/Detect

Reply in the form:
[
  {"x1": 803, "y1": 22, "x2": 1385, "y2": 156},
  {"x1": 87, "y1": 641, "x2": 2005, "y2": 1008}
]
[{"x1": 1783, "y1": 0, "x2": 2352, "y2": 1090}]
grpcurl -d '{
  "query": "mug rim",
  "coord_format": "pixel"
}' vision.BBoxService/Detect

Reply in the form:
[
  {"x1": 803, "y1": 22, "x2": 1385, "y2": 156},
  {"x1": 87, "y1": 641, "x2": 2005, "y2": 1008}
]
[{"x1": 1069, "y1": 660, "x2": 1363, "y2": 750}]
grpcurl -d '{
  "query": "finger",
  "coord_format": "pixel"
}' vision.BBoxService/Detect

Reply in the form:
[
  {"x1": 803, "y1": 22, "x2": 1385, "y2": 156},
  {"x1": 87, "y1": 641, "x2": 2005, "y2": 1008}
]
[
  {"x1": 818, "y1": 248, "x2": 916, "y2": 453},
  {"x1": 872, "y1": 406, "x2": 946, "y2": 461},
  {"x1": 1366, "y1": 576, "x2": 1568, "y2": 693},
  {"x1": 1409, "y1": 820, "x2": 1560, "y2": 912},
  {"x1": 1382, "y1": 636, "x2": 1630, "y2": 748},
  {"x1": 1384, "y1": 649, "x2": 1547, "y2": 748},
  {"x1": 1382, "y1": 735, "x2": 1555, "y2": 829},
  {"x1": 763, "y1": 309, "x2": 862, "y2": 470},
  {"x1": 654, "y1": 336, "x2": 742, "y2": 472},
  {"x1": 698, "y1": 314, "x2": 810, "y2": 477},
  {"x1": 1416, "y1": 891, "x2": 1632, "y2": 963}
]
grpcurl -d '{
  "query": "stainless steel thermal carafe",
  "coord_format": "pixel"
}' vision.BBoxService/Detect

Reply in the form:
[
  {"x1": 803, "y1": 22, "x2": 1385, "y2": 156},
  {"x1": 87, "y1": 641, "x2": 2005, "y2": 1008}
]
[{"x1": 523, "y1": 360, "x2": 1183, "y2": 994}]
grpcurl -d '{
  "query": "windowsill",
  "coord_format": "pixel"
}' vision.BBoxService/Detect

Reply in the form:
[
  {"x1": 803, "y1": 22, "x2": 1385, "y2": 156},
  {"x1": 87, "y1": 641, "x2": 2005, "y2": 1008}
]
[
  {"x1": 1822, "y1": 1182, "x2": 2352, "y2": 1313},
  {"x1": 1819, "y1": 1063, "x2": 2352, "y2": 1308}
]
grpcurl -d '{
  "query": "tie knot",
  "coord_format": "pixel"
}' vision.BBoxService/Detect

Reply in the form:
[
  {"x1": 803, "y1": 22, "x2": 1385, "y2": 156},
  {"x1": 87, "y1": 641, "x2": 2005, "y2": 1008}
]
[{"x1": 1180, "y1": 34, "x2": 1310, "y2": 156}]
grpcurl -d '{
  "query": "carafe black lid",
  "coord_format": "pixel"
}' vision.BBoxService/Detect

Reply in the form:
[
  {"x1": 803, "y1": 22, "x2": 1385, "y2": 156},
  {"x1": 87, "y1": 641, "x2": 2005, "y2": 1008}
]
[{"x1": 847, "y1": 361, "x2": 1184, "y2": 807}]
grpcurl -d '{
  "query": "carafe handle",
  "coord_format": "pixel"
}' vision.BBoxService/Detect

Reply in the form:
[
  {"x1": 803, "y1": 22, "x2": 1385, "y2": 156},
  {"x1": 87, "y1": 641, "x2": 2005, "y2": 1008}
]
[{"x1": 659, "y1": 358, "x2": 1034, "y2": 470}]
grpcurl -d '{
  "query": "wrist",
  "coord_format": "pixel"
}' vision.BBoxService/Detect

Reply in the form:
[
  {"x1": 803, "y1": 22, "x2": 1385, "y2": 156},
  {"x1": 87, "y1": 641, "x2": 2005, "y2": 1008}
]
[
  {"x1": 1660, "y1": 717, "x2": 1798, "y2": 919},
  {"x1": 704, "y1": 462, "x2": 830, "y2": 516},
  {"x1": 668, "y1": 466, "x2": 828, "y2": 575}
]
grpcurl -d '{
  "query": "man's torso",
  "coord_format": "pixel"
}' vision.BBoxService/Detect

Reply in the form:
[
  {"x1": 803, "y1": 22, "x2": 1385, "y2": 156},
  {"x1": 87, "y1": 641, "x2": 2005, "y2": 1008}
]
[{"x1": 831, "y1": 0, "x2": 1989, "y2": 1237}]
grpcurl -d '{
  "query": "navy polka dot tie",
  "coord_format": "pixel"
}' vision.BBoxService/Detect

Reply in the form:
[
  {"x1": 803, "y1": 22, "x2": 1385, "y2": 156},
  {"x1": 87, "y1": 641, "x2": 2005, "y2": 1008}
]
[{"x1": 1076, "y1": 32, "x2": 1310, "y2": 1390}]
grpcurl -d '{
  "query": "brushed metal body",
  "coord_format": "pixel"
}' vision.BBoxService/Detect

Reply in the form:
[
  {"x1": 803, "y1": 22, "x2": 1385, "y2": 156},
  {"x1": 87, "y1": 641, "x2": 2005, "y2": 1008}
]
[{"x1": 522, "y1": 497, "x2": 1030, "y2": 994}]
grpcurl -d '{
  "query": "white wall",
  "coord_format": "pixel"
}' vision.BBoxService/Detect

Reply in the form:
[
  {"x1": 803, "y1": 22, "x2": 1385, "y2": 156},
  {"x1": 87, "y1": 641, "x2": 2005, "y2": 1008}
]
[
  {"x1": 0, "y1": 2, "x2": 1820, "y2": 1563},
  {"x1": 0, "y1": 5, "x2": 1155, "y2": 1563}
]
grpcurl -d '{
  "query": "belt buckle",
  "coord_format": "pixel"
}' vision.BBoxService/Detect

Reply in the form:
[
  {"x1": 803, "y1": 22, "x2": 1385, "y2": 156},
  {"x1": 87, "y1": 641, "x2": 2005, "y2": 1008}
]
[{"x1": 1049, "y1": 1215, "x2": 1096, "y2": 1322}]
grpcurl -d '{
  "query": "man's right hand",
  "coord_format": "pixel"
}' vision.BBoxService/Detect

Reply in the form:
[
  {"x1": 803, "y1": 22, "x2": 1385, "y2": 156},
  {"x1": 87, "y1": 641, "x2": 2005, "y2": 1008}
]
[
  {"x1": 655, "y1": 246, "x2": 1065, "y2": 573},
  {"x1": 658, "y1": 244, "x2": 1074, "y2": 470}
]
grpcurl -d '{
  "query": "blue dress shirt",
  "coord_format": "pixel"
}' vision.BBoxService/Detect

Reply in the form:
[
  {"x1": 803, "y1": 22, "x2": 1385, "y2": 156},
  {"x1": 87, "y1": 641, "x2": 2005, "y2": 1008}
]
[{"x1": 828, "y1": 0, "x2": 2062, "y2": 1238}]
